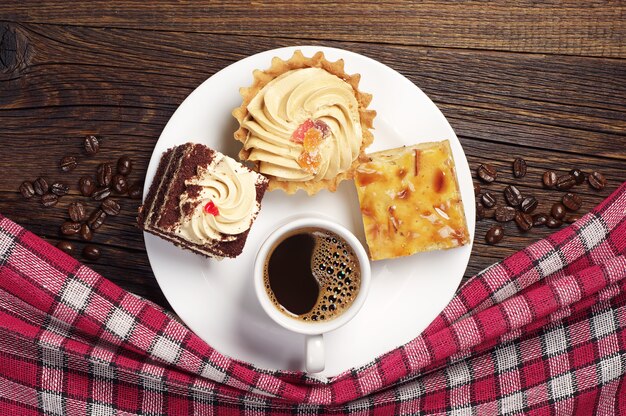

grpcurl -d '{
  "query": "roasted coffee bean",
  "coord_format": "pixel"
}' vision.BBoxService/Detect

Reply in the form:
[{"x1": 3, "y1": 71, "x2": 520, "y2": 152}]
[
  {"x1": 520, "y1": 196, "x2": 538, "y2": 214},
  {"x1": 485, "y1": 225, "x2": 504, "y2": 245},
  {"x1": 41, "y1": 193, "x2": 58, "y2": 207},
  {"x1": 495, "y1": 205, "x2": 516, "y2": 222},
  {"x1": 82, "y1": 245, "x2": 101, "y2": 261},
  {"x1": 515, "y1": 211, "x2": 533, "y2": 232},
  {"x1": 551, "y1": 202, "x2": 566, "y2": 220},
  {"x1": 88, "y1": 209, "x2": 107, "y2": 230},
  {"x1": 84, "y1": 135, "x2": 100, "y2": 155},
  {"x1": 60, "y1": 156, "x2": 78, "y2": 172},
  {"x1": 565, "y1": 214, "x2": 582, "y2": 224},
  {"x1": 556, "y1": 174, "x2": 576, "y2": 191},
  {"x1": 569, "y1": 168, "x2": 585, "y2": 185},
  {"x1": 562, "y1": 193, "x2": 582, "y2": 211},
  {"x1": 33, "y1": 177, "x2": 49, "y2": 196},
  {"x1": 68, "y1": 202, "x2": 87, "y2": 222},
  {"x1": 476, "y1": 204, "x2": 485, "y2": 220},
  {"x1": 92, "y1": 187, "x2": 111, "y2": 201},
  {"x1": 80, "y1": 224, "x2": 93, "y2": 241},
  {"x1": 128, "y1": 182, "x2": 142, "y2": 200},
  {"x1": 532, "y1": 214, "x2": 549, "y2": 227},
  {"x1": 19, "y1": 181, "x2": 35, "y2": 199},
  {"x1": 112, "y1": 174, "x2": 128, "y2": 194},
  {"x1": 474, "y1": 182, "x2": 481, "y2": 196},
  {"x1": 484, "y1": 208, "x2": 495, "y2": 219},
  {"x1": 512, "y1": 158, "x2": 527, "y2": 178},
  {"x1": 504, "y1": 185, "x2": 523, "y2": 207},
  {"x1": 79, "y1": 176, "x2": 96, "y2": 197},
  {"x1": 96, "y1": 163, "x2": 113, "y2": 187},
  {"x1": 56, "y1": 241, "x2": 74, "y2": 254},
  {"x1": 101, "y1": 198, "x2": 121, "y2": 216},
  {"x1": 50, "y1": 182, "x2": 69, "y2": 196},
  {"x1": 477, "y1": 164, "x2": 497, "y2": 183},
  {"x1": 117, "y1": 156, "x2": 132, "y2": 176},
  {"x1": 481, "y1": 192, "x2": 497, "y2": 208},
  {"x1": 546, "y1": 217, "x2": 563, "y2": 229},
  {"x1": 542, "y1": 171, "x2": 558, "y2": 189},
  {"x1": 60, "y1": 221, "x2": 81, "y2": 235},
  {"x1": 588, "y1": 171, "x2": 606, "y2": 190}
]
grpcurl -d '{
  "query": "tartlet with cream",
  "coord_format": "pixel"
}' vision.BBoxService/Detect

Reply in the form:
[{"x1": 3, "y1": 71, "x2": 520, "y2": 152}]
[
  {"x1": 138, "y1": 143, "x2": 268, "y2": 259},
  {"x1": 233, "y1": 50, "x2": 376, "y2": 195}
]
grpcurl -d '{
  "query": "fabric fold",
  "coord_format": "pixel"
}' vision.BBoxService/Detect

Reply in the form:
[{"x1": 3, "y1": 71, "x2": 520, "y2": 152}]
[{"x1": 0, "y1": 182, "x2": 625, "y2": 414}]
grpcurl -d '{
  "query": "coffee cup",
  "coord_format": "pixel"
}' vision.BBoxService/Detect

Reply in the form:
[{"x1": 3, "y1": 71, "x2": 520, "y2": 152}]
[{"x1": 254, "y1": 217, "x2": 371, "y2": 373}]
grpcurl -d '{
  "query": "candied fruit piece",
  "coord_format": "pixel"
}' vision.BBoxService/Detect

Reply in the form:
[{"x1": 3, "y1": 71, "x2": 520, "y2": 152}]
[
  {"x1": 313, "y1": 119, "x2": 331, "y2": 137},
  {"x1": 297, "y1": 151, "x2": 322, "y2": 174},
  {"x1": 203, "y1": 200, "x2": 220, "y2": 216},
  {"x1": 303, "y1": 128, "x2": 323, "y2": 152},
  {"x1": 291, "y1": 119, "x2": 315, "y2": 143}
]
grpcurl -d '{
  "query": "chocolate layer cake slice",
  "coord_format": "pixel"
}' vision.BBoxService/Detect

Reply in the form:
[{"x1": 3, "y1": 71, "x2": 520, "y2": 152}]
[{"x1": 138, "y1": 143, "x2": 268, "y2": 259}]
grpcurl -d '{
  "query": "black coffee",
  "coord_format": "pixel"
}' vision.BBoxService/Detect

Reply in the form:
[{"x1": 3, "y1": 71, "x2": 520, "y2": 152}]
[{"x1": 264, "y1": 228, "x2": 361, "y2": 322}]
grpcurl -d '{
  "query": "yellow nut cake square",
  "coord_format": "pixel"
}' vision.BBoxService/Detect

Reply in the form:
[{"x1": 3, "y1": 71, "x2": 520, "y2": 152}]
[{"x1": 354, "y1": 140, "x2": 470, "y2": 261}]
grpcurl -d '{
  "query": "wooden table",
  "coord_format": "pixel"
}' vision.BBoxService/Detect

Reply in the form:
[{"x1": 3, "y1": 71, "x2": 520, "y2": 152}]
[{"x1": 1, "y1": 2, "x2": 624, "y2": 310}]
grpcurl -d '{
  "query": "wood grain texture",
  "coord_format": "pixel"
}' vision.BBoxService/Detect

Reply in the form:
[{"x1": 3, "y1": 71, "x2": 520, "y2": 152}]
[
  {"x1": 1, "y1": 1, "x2": 625, "y2": 58},
  {"x1": 0, "y1": 18, "x2": 624, "y2": 309}
]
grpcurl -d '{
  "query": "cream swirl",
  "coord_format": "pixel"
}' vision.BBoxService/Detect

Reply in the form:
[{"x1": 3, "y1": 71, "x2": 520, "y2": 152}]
[
  {"x1": 242, "y1": 67, "x2": 362, "y2": 182},
  {"x1": 176, "y1": 154, "x2": 259, "y2": 244}
]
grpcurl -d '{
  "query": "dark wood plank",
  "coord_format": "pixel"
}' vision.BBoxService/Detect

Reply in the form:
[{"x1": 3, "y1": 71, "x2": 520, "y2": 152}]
[
  {"x1": 0, "y1": 23, "x2": 624, "y2": 309},
  {"x1": 1, "y1": 1, "x2": 624, "y2": 57}
]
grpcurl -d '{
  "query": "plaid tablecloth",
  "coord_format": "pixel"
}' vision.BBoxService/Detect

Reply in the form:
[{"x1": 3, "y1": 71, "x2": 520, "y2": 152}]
[{"x1": 1, "y1": 182, "x2": 625, "y2": 415}]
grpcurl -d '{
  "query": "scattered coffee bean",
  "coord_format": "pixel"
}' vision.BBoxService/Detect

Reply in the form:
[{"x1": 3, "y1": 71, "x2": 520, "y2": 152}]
[
  {"x1": 504, "y1": 185, "x2": 523, "y2": 207},
  {"x1": 112, "y1": 174, "x2": 128, "y2": 194},
  {"x1": 68, "y1": 202, "x2": 87, "y2": 222},
  {"x1": 484, "y1": 208, "x2": 495, "y2": 219},
  {"x1": 80, "y1": 224, "x2": 93, "y2": 241},
  {"x1": 19, "y1": 181, "x2": 35, "y2": 199},
  {"x1": 88, "y1": 209, "x2": 107, "y2": 230},
  {"x1": 565, "y1": 214, "x2": 582, "y2": 224},
  {"x1": 92, "y1": 187, "x2": 111, "y2": 201},
  {"x1": 101, "y1": 198, "x2": 121, "y2": 216},
  {"x1": 50, "y1": 182, "x2": 69, "y2": 196},
  {"x1": 84, "y1": 135, "x2": 100, "y2": 155},
  {"x1": 96, "y1": 163, "x2": 113, "y2": 187},
  {"x1": 520, "y1": 196, "x2": 538, "y2": 214},
  {"x1": 79, "y1": 176, "x2": 96, "y2": 197},
  {"x1": 56, "y1": 241, "x2": 74, "y2": 254},
  {"x1": 476, "y1": 204, "x2": 485, "y2": 220},
  {"x1": 551, "y1": 202, "x2": 566, "y2": 220},
  {"x1": 588, "y1": 171, "x2": 606, "y2": 190},
  {"x1": 128, "y1": 182, "x2": 143, "y2": 200},
  {"x1": 513, "y1": 158, "x2": 527, "y2": 178},
  {"x1": 542, "y1": 171, "x2": 558, "y2": 189},
  {"x1": 41, "y1": 193, "x2": 58, "y2": 207},
  {"x1": 60, "y1": 221, "x2": 81, "y2": 235},
  {"x1": 495, "y1": 205, "x2": 516, "y2": 222},
  {"x1": 474, "y1": 182, "x2": 481, "y2": 195},
  {"x1": 33, "y1": 177, "x2": 49, "y2": 196},
  {"x1": 485, "y1": 225, "x2": 504, "y2": 245},
  {"x1": 515, "y1": 211, "x2": 533, "y2": 232},
  {"x1": 82, "y1": 245, "x2": 101, "y2": 261},
  {"x1": 532, "y1": 214, "x2": 549, "y2": 227},
  {"x1": 562, "y1": 193, "x2": 582, "y2": 211},
  {"x1": 556, "y1": 174, "x2": 576, "y2": 191},
  {"x1": 569, "y1": 168, "x2": 585, "y2": 185},
  {"x1": 117, "y1": 156, "x2": 132, "y2": 176},
  {"x1": 481, "y1": 192, "x2": 497, "y2": 208},
  {"x1": 60, "y1": 156, "x2": 78, "y2": 172},
  {"x1": 477, "y1": 164, "x2": 497, "y2": 183},
  {"x1": 546, "y1": 217, "x2": 563, "y2": 229}
]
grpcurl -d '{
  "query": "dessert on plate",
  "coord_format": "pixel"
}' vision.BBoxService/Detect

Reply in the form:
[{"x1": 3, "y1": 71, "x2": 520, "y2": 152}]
[
  {"x1": 354, "y1": 140, "x2": 470, "y2": 261},
  {"x1": 138, "y1": 142, "x2": 268, "y2": 259},
  {"x1": 233, "y1": 50, "x2": 376, "y2": 195}
]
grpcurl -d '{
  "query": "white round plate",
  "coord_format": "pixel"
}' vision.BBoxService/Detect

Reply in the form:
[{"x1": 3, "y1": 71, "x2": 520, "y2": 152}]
[{"x1": 144, "y1": 46, "x2": 475, "y2": 377}]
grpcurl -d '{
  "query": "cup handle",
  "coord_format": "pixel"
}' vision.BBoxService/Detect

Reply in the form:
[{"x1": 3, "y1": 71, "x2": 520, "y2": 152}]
[{"x1": 305, "y1": 334, "x2": 325, "y2": 373}]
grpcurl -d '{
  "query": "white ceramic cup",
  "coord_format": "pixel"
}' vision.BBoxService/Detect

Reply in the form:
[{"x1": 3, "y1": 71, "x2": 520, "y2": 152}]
[{"x1": 254, "y1": 217, "x2": 371, "y2": 373}]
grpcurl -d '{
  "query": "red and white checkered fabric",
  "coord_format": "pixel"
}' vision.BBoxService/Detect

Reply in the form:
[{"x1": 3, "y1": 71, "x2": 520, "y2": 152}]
[{"x1": 1, "y1": 183, "x2": 625, "y2": 415}]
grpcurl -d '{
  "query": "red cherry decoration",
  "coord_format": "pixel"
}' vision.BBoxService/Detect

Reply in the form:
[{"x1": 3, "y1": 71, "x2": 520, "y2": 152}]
[{"x1": 204, "y1": 201, "x2": 219, "y2": 216}]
